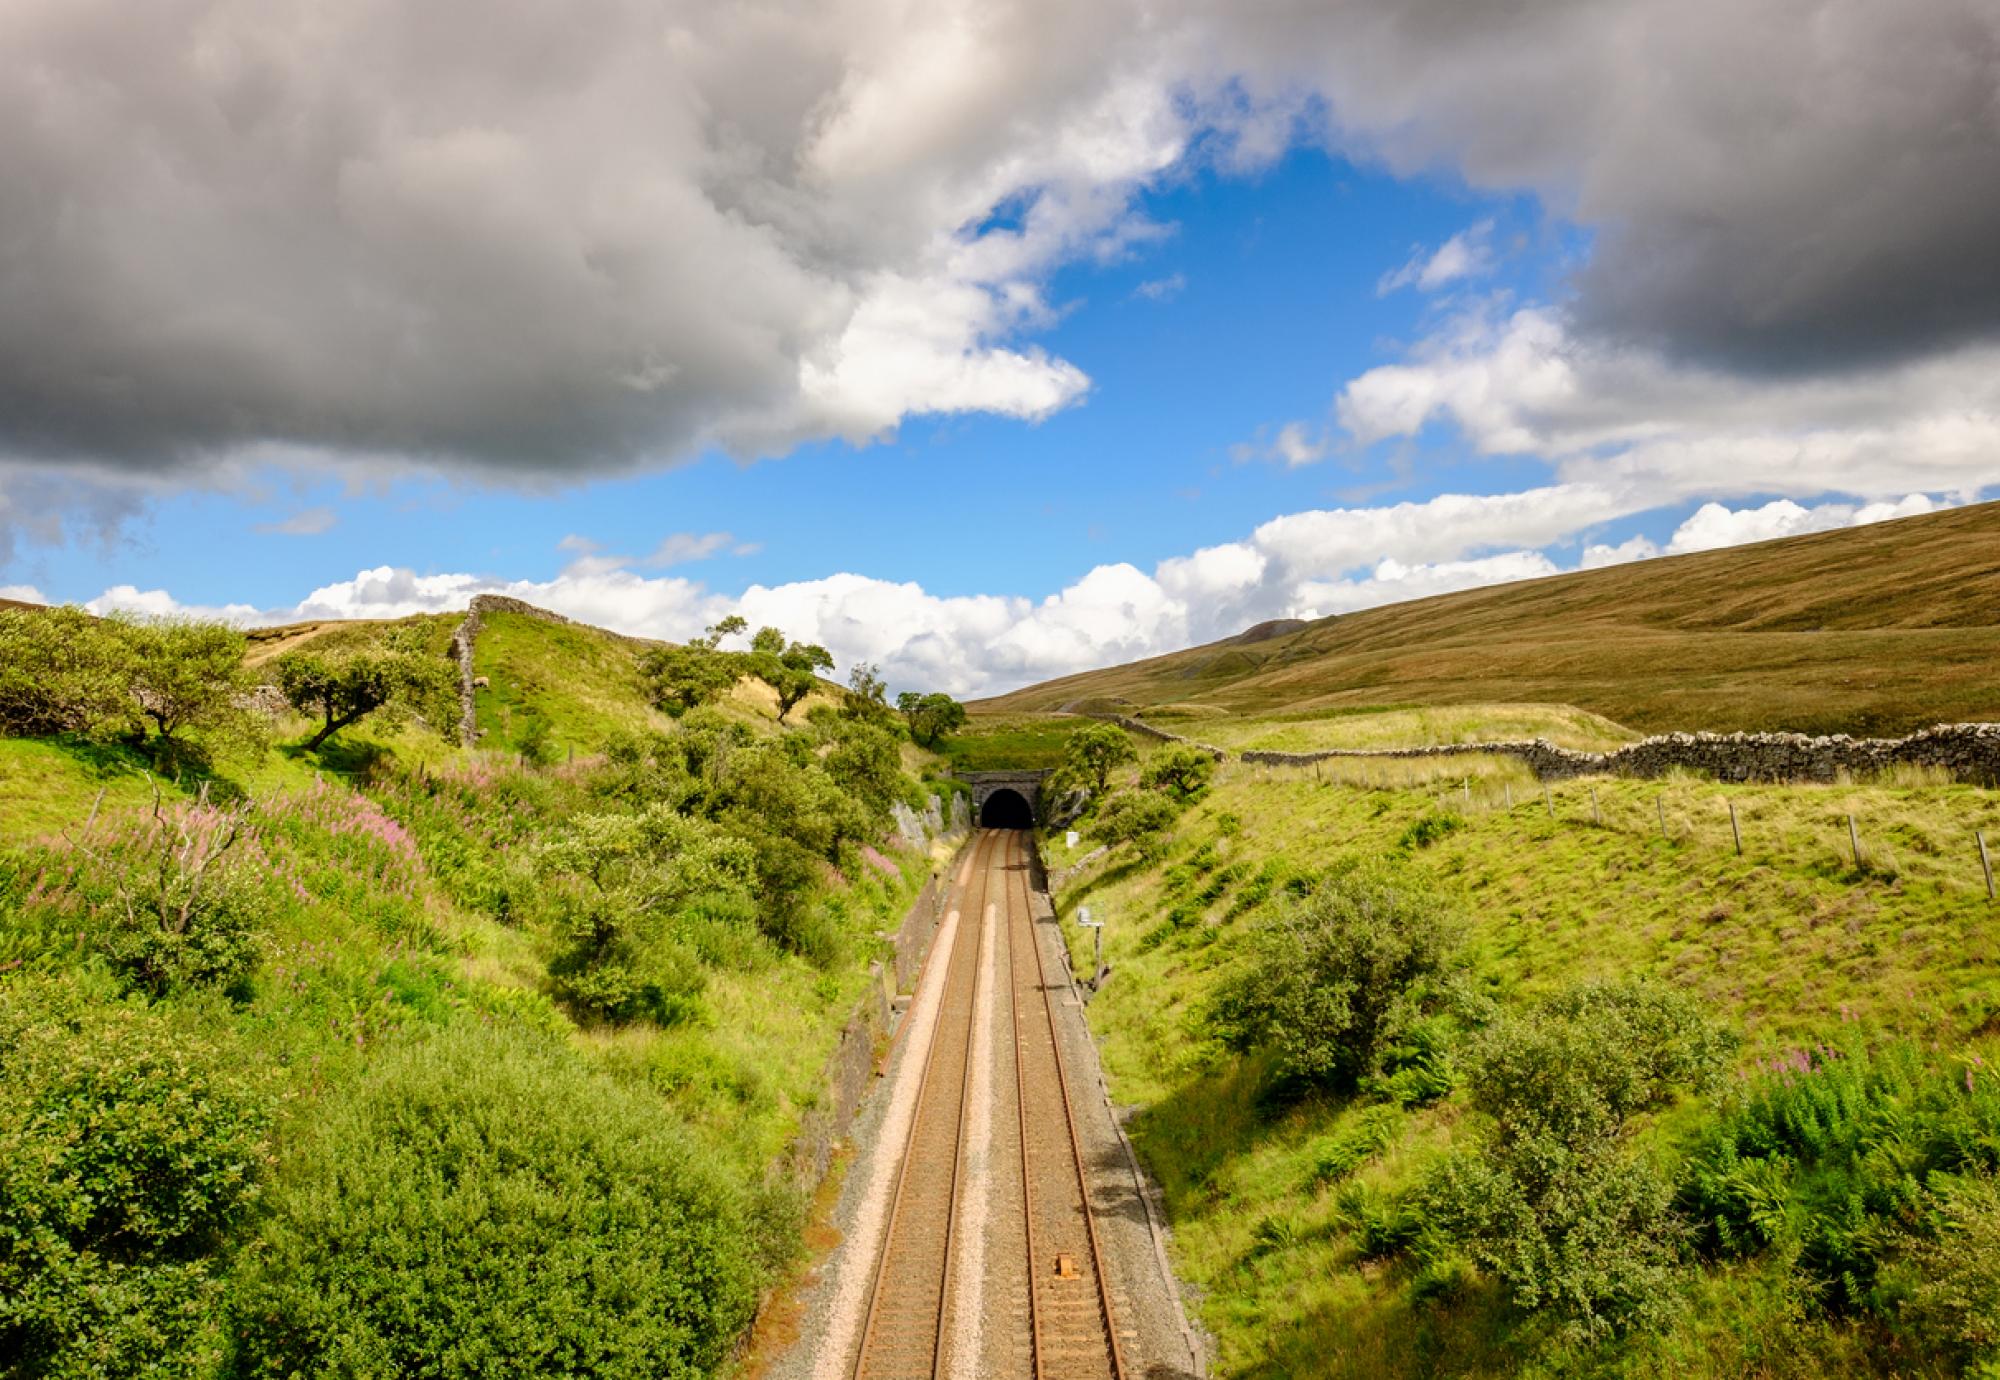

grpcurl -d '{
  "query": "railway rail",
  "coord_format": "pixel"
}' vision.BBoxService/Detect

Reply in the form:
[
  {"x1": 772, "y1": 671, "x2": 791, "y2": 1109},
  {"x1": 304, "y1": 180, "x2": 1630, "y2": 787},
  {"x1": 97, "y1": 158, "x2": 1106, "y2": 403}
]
[{"x1": 852, "y1": 828, "x2": 1125, "y2": 1380}]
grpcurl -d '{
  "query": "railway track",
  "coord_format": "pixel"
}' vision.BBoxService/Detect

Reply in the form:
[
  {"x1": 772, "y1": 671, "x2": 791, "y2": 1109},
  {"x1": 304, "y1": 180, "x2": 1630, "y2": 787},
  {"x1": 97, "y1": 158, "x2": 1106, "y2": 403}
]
[{"x1": 852, "y1": 829, "x2": 1125, "y2": 1380}]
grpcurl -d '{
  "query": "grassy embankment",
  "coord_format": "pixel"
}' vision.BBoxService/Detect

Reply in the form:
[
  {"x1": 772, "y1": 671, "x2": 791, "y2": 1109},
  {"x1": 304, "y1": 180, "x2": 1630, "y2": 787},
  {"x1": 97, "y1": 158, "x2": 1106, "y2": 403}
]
[
  {"x1": 1, "y1": 610, "x2": 954, "y2": 1376},
  {"x1": 1034, "y1": 706, "x2": 2000, "y2": 1378},
  {"x1": 978, "y1": 500, "x2": 2000, "y2": 736}
]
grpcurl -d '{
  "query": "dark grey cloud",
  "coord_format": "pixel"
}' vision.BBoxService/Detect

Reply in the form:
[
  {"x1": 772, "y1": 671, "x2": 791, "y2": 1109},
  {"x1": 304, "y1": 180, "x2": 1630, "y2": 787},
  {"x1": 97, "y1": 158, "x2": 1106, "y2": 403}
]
[{"x1": 1199, "y1": 0, "x2": 2000, "y2": 372}]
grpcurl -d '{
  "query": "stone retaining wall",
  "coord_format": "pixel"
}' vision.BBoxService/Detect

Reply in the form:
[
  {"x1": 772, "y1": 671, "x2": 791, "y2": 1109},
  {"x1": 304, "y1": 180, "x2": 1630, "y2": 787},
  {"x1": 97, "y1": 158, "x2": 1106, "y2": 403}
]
[{"x1": 1239, "y1": 722, "x2": 2000, "y2": 785}]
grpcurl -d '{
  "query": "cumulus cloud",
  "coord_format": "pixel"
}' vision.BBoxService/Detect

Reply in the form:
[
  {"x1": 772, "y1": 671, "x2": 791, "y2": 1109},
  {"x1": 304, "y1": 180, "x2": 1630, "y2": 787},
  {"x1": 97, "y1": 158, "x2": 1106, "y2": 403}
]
[
  {"x1": 0, "y1": 584, "x2": 46, "y2": 604},
  {"x1": 1337, "y1": 304, "x2": 2000, "y2": 505},
  {"x1": 1664, "y1": 494, "x2": 1939, "y2": 554}
]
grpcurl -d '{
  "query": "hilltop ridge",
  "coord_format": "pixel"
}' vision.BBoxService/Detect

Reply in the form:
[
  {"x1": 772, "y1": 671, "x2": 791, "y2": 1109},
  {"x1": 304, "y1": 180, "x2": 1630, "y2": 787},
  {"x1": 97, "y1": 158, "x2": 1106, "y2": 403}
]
[{"x1": 978, "y1": 500, "x2": 2000, "y2": 736}]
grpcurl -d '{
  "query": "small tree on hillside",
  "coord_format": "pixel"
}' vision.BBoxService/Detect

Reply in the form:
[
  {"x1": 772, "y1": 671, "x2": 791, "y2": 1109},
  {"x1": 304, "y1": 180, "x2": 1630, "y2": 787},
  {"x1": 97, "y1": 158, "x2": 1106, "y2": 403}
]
[
  {"x1": 1060, "y1": 721, "x2": 1137, "y2": 795},
  {"x1": 844, "y1": 662, "x2": 891, "y2": 719},
  {"x1": 896, "y1": 691, "x2": 966, "y2": 747},
  {"x1": 0, "y1": 605, "x2": 132, "y2": 738},
  {"x1": 275, "y1": 633, "x2": 456, "y2": 750},
  {"x1": 639, "y1": 643, "x2": 741, "y2": 717},
  {"x1": 746, "y1": 626, "x2": 834, "y2": 723},
  {"x1": 114, "y1": 616, "x2": 258, "y2": 751}
]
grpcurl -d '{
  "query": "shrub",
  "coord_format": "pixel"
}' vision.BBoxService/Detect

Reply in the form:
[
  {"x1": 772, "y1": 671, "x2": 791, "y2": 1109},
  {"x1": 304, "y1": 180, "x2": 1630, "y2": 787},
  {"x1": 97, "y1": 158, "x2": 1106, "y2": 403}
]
[
  {"x1": 0, "y1": 978, "x2": 272, "y2": 1378},
  {"x1": 273, "y1": 630, "x2": 457, "y2": 751},
  {"x1": 1397, "y1": 810, "x2": 1463, "y2": 852},
  {"x1": 57, "y1": 791, "x2": 272, "y2": 996},
  {"x1": 1678, "y1": 1041, "x2": 2000, "y2": 1316},
  {"x1": 1090, "y1": 789, "x2": 1180, "y2": 857},
  {"x1": 230, "y1": 1022, "x2": 761, "y2": 1379},
  {"x1": 1209, "y1": 865, "x2": 1466, "y2": 1091},
  {"x1": 1905, "y1": 1173, "x2": 2000, "y2": 1367},
  {"x1": 1423, "y1": 980, "x2": 1733, "y2": 1340},
  {"x1": 1060, "y1": 722, "x2": 1137, "y2": 795},
  {"x1": 112, "y1": 616, "x2": 259, "y2": 760},
  {"x1": 1140, "y1": 745, "x2": 1215, "y2": 803},
  {"x1": 0, "y1": 606, "x2": 131, "y2": 739}
]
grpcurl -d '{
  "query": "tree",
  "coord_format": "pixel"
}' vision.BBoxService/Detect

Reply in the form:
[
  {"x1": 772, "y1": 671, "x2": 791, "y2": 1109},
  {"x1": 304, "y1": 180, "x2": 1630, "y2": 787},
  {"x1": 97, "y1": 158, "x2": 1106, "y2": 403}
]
[
  {"x1": 844, "y1": 662, "x2": 891, "y2": 720},
  {"x1": 275, "y1": 634, "x2": 456, "y2": 751},
  {"x1": 897, "y1": 691, "x2": 966, "y2": 747},
  {"x1": 0, "y1": 605, "x2": 132, "y2": 738},
  {"x1": 1061, "y1": 721, "x2": 1137, "y2": 794},
  {"x1": 114, "y1": 616, "x2": 255, "y2": 749},
  {"x1": 638, "y1": 643, "x2": 740, "y2": 717},
  {"x1": 746, "y1": 626, "x2": 834, "y2": 722},
  {"x1": 1140, "y1": 744, "x2": 1215, "y2": 802},
  {"x1": 691, "y1": 614, "x2": 746, "y2": 650}
]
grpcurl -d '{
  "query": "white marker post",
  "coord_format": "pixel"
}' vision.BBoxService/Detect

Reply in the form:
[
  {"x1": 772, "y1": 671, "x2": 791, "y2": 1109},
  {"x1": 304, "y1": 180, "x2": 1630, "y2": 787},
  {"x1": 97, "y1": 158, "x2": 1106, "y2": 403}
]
[
  {"x1": 1076, "y1": 905, "x2": 1106, "y2": 989},
  {"x1": 1065, "y1": 830, "x2": 1079, "y2": 849}
]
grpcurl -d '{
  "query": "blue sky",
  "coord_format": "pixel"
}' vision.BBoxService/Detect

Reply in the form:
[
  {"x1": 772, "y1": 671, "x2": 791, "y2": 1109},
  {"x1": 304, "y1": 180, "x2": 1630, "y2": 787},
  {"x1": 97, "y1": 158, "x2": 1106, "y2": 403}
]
[{"x1": 3, "y1": 1, "x2": 1994, "y2": 695}]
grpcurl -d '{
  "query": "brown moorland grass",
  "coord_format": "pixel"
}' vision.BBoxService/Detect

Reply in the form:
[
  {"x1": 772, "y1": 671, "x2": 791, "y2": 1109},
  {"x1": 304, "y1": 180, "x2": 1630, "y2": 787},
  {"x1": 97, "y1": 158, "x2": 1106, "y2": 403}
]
[{"x1": 975, "y1": 501, "x2": 2000, "y2": 736}]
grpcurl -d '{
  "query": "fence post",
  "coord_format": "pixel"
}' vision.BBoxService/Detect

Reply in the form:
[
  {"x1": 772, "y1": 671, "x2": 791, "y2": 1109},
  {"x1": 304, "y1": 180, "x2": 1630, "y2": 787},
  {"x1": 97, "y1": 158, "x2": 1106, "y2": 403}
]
[
  {"x1": 1462, "y1": 779, "x2": 1472, "y2": 812},
  {"x1": 1848, "y1": 813, "x2": 1862, "y2": 868},
  {"x1": 1504, "y1": 782, "x2": 1513, "y2": 811},
  {"x1": 1544, "y1": 784, "x2": 1555, "y2": 820},
  {"x1": 1590, "y1": 786, "x2": 1601, "y2": 826},
  {"x1": 1979, "y1": 830, "x2": 1995, "y2": 902},
  {"x1": 1729, "y1": 800, "x2": 1742, "y2": 856},
  {"x1": 1658, "y1": 794, "x2": 1669, "y2": 840}
]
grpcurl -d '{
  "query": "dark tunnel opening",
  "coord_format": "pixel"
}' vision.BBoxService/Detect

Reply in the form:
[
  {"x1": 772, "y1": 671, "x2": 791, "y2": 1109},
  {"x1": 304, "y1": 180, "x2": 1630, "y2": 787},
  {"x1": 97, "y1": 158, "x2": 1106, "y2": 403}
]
[{"x1": 979, "y1": 788, "x2": 1034, "y2": 829}]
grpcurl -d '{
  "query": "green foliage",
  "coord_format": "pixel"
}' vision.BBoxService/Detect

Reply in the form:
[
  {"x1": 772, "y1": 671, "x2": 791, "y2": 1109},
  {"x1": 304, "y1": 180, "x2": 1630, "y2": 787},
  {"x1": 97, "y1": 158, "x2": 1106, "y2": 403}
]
[
  {"x1": 275, "y1": 629, "x2": 457, "y2": 751},
  {"x1": 1139, "y1": 744, "x2": 1215, "y2": 802},
  {"x1": 1423, "y1": 981, "x2": 1735, "y2": 1340},
  {"x1": 820, "y1": 716, "x2": 905, "y2": 816},
  {"x1": 230, "y1": 1022, "x2": 760, "y2": 1380},
  {"x1": 1904, "y1": 1172, "x2": 2000, "y2": 1368},
  {"x1": 0, "y1": 978, "x2": 273, "y2": 1379},
  {"x1": 1062, "y1": 721, "x2": 1138, "y2": 794},
  {"x1": 845, "y1": 662, "x2": 891, "y2": 719},
  {"x1": 0, "y1": 607, "x2": 133, "y2": 739},
  {"x1": 1396, "y1": 810, "x2": 1463, "y2": 852},
  {"x1": 896, "y1": 691, "x2": 968, "y2": 747},
  {"x1": 1090, "y1": 788, "x2": 1180, "y2": 857},
  {"x1": 638, "y1": 642, "x2": 741, "y2": 717},
  {"x1": 50, "y1": 793, "x2": 272, "y2": 997},
  {"x1": 112, "y1": 617, "x2": 256, "y2": 752},
  {"x1": 1210, "y1": 865, "x2": 1467, "y2": 1092},
  {"x1": 1679, "y1": 1041, "x2": 2000, "y2": 1317},
  {"x1": 745, "y1": 627, "x2": 834, "y2": 722}
]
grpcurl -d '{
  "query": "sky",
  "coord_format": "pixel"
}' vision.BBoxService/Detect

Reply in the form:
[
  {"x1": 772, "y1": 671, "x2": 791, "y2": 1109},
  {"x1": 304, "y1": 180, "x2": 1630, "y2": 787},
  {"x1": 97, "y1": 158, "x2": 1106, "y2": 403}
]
[{"x1": 2, "y1": 0, "x2": 1996, "y2": 696}]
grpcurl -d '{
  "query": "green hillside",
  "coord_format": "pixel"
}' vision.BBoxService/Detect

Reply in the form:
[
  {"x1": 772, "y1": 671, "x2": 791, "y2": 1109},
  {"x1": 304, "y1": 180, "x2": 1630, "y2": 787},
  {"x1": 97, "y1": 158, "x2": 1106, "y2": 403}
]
[{"x1": 977, "y1": 501, "x2": 2000, "y2": 736}]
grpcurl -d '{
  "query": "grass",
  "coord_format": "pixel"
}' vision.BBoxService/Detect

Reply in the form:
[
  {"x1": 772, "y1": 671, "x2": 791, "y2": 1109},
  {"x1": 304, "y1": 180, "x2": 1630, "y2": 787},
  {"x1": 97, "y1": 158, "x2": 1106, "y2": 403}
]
[
  {"x1": 943, "y1": 713, "x2": 1095, "y2": 771},
  {"x1": 1044, "y1": 758, "x2": 2000, "y2": 1376},
  {"x1": 471, "y1": 610, "x2": 670, "y2": 754},
  {"x1": 1182, "y1": 702, "x2": 1639, "y2": 755},
  {"x1": 978, "y1": 501, "x2": 2000, "y2": 736}
]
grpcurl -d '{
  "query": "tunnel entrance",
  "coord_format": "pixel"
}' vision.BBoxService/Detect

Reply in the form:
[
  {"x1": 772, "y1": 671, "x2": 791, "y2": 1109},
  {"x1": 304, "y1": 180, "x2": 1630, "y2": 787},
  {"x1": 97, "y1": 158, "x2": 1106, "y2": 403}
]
[{"x1": 979, "y1": 787, "x2": 1034, "y2": 829}]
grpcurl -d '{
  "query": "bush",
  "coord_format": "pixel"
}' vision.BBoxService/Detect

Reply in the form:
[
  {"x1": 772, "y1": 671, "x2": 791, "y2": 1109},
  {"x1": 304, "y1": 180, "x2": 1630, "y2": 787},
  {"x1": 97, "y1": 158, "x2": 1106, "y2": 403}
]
[
  {"x1": 1210, "y1": 865, "x2": 1466, "y2": 1091},
  {"x1": 1396, "y1": 810, "x2": 1463, "y2": 852},
  {"x1": 0, "y1": 606, "x2": 131, "y2": 739},
  {"x1": 230, "y1": 1022, "x2": 761, "y2": 1379},
  {"x1": 0, "y1": 978, "x2": 273, "y2": 1379},
  {"x1": 1423, "y1": 980, "x2": 1734, "y2": 1340},
  {"x1": 1090, "y1": 789, "x2": 1180, "y2": 857},
  {"x1": 1140, "y1": 745, "x2": 1215, "y2": 803},
  {"x1": 1678, "y1": 1041, "x2": 2000, "y2": 1316},
  {"x1": 1905, "y1": 1173, "x2": 2000, "y2": 1367}
]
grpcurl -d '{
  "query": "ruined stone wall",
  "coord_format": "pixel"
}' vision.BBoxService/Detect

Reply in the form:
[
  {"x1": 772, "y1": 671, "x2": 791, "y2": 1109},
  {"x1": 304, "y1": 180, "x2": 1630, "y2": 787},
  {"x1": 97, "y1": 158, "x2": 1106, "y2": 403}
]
[{"x1": 1239, "y1": 722, "x2": 2000, "y2": 785}]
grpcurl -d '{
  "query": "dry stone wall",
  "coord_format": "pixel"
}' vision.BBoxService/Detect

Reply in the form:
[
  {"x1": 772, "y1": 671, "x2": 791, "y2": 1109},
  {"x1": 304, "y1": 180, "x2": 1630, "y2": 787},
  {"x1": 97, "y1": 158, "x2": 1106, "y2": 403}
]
[
  {"x1": 1089, "y1": 712, "x2": 1227, "y2": 761},
  {"x1": 1239, "y1": 722, "x2": 2000, "y2": 786},
  {"x1": 448, "y1": 594, "x2": 581, "y2": 748}
]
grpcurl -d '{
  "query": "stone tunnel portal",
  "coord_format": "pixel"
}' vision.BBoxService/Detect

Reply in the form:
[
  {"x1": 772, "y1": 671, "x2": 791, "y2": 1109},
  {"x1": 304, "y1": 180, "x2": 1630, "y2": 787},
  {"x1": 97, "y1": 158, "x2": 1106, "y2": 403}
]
[{"x1": 978, "y1": 787, "x2": 1035, "y2": 829}]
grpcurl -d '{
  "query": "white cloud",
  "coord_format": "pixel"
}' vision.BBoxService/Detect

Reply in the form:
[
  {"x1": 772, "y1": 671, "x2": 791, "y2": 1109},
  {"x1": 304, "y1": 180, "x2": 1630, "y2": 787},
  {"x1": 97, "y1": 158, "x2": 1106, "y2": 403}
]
[
  {"x1": 0, "y1": 584, "x2": 46, "y2": 604},
  {"x1": 643, "y1": 532, "x2": 738, "y2": 567},
  {"x1": 1378, "y1": 220, "x2": 1495, "y2": 295},
  {"x1": 1132, "y1": 273, "x2": 1187, "y2": 302},
  {"x1": 1664, "y1": 493, "x2": 1939, "y2": 554},
  {"x1": 66, "y1": 479, "x2": 1976, "y2": 696},
  {"x1": 1336, "y1": 303, "x2": 2000, "y2": 507}
]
